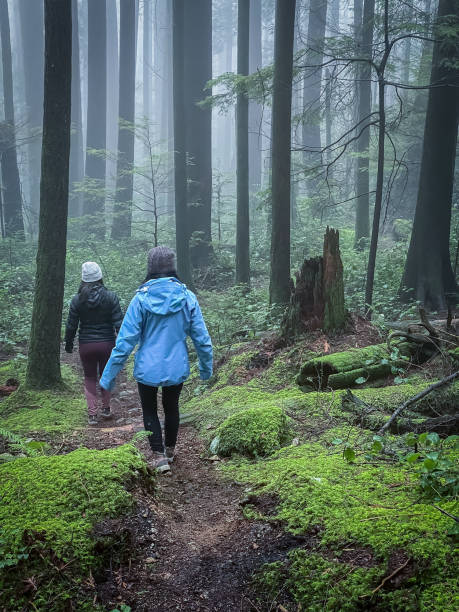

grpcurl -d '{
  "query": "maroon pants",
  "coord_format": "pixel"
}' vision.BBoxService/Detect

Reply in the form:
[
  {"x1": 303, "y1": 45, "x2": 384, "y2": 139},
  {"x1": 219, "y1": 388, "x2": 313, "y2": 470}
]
[{"x1": 79, "y1": 341, "x2": 115, "y2": 416}]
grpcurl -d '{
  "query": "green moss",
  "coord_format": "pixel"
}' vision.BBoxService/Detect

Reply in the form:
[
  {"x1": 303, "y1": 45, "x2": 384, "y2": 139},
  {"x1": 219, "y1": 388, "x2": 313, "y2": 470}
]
[
  {"x1": 420, "y1": 578, "x2": 459, "y2": 611},
  {"x1": 285, "y1": 551, "x2": 382, "y2": 611},
  {"x1": 224, "y1": 443, "x2": 456, "y2": 568},
  {"x1": 0, "y1": 359, "x2": 86, "y2": 434},
  {"x1": 297, "y1": 342, "x2": 412, "y2": 389},
  {"x1": 0, "y1": 444, "x2": 150, "y2": 609},
  {"x1": 182, "y1": 341, "x2": 459, "y2": 609},
  {"x1": 214, "y1": 405, "x2": 293, "y2": 457},
  {"x1": 211, "y1": 349, "x2": 259, "y2": 389}
]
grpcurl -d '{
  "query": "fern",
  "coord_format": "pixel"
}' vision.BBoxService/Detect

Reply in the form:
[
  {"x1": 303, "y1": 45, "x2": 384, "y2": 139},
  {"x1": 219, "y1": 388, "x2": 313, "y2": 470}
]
[{"x1": 0, "y1": 428, "x2": 39, "y2": 457}]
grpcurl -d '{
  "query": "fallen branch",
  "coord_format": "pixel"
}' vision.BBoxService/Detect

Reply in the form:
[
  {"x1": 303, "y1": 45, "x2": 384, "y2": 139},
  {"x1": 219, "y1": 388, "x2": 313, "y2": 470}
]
[
  {"x1": 432, "y1": 504, "x2": 459, "y2": 523},
  {"x1": 378, "y1": 370, "x2": 459, "y2": 434},
  {"x1": 359, "y1": 557, "x2": 410, "y2": 598}
]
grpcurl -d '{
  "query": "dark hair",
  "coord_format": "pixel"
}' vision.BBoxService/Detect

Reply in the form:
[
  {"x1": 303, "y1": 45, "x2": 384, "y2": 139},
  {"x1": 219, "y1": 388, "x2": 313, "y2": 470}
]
[
  {"x1": 78, "y1": 279, "x2": 104, "y2": 303},
  {"x1": 143, "y1": 270, "x2": 179, "y2": 283}
]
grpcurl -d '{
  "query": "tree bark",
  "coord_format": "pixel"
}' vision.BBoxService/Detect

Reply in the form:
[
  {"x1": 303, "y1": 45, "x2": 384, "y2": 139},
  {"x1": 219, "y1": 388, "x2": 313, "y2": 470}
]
[
  {"x1": 69, "y1": 0, "x2": 84, "y2": 218},
  {"x1": 269, "y1": 0, "x2": 296, "y2": 306},
  {"x1": 183, "y1": 0, "x2": 213, "y2": 268},
  {"x1": 84, "y1": 0, "x2": 107, "y2": 237},
  {"x1": 302, "y1": 0, "x2": 328, "y2": 185},
  {"x1": 18, "y1": 0, "x2": 44, "y2": 229},
  {"x1": 106, "y1": 0, "x2": 119, "y2": 209},
  {"x1": 281, "y1": 227, "x2": 345, "y2": 338},
  {"x1": 364, "y1": 0, "x2": 389, "y2": 317},
  {"x1": 0, "y1": 0, "x2": 25, "y2": 239},
  {"x1": 172, "y1": 0, "x2": 193, "y2": 286},
  {"x1": 143, "y1": 0, "x2": 152, "y2": 121},
  {"x1": 400, "y1": 0, "x2": 459, "y2": 311},
  {"x1": 111, "y1": 0, "x2": 137, "y2": 239},
  {"x1": 323, "y1": 227, "x2": 345, "y2": 331},
  {"x1": 354, "y1": 0, "x2": 375, "y2": 247},
  {"x1": 248, "y1": 0, "x2": 262, "y2": 193},
  {"x1": 236, "y1": 0, "x2": 250, "y2": 286},
  {"x1": 26, "y1": 0, "x2": 72, "y2": 389}
]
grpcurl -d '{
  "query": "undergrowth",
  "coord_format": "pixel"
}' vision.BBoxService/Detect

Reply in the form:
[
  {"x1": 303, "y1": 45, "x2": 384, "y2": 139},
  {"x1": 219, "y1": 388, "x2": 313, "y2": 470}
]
[
  {"x1": 0, "y1": 444, "x2": 151, "y2": 611},
  {"x1": 0, "y1": 358, "x2": 86, "y2": 434}
]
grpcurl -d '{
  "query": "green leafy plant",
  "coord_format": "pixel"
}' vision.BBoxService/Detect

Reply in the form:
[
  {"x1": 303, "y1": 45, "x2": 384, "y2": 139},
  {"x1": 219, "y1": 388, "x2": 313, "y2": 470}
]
[{"x1": 404, "y1": 432, "x2": 459, "y2": 501}]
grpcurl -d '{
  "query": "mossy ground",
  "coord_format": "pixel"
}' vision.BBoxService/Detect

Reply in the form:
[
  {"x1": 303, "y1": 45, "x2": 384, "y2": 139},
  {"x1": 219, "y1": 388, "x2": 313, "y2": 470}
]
[
  {"x1": 0, "y1": 443, "x2": 151, "y2": 610},
  {"x1": 214, "y1": 405, "x2": 293, "y2": 457},
  {"x1": 0, "y1": 358, "x2": 86, "y2": 434},
  {"x1": 182, "y1": 338, "x2": 459, "y2": 610}
]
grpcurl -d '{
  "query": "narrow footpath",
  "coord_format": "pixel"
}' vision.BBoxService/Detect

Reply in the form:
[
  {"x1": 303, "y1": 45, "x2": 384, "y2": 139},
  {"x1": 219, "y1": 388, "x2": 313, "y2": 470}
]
[{"x1": 62, "y1": 356, "x2": 303, "y2": 611}]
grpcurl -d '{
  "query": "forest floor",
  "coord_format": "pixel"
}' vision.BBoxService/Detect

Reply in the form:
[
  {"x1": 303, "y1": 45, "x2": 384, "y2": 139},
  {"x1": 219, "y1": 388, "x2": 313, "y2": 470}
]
[
  {"x1": 1, "y1": 319, "x2": 458, "y2": 612},
  {"x1": 60, "y1": 353, "x2": 298, "y2": 612}
]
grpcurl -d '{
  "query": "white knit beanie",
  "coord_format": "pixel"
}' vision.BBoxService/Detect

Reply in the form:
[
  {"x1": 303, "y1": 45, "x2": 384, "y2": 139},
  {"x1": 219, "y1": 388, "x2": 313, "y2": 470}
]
[{"x1": 81, "y1": 261, "x2": 103, "y2": 282}]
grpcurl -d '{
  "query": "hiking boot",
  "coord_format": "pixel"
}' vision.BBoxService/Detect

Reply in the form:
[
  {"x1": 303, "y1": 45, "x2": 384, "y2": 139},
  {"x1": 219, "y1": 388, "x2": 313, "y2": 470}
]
[
  {"x1": 88, "y1": 414, "x2": 98, "y2": 426},
  {"x1": 165, "y1": 446, "x2": 176, "y2": 463},
  {"x1": 101, "y1": 406, "x2": 112, "y2": 419},
  {"x1": 151, "y1": 451, "x2": 171, "y2": 473}
]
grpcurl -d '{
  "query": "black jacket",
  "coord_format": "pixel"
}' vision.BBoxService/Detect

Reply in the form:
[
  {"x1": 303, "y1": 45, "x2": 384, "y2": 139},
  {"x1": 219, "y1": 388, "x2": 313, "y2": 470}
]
[{"x1": 65, "y1": 286, "x2": 123, "y2": 346}]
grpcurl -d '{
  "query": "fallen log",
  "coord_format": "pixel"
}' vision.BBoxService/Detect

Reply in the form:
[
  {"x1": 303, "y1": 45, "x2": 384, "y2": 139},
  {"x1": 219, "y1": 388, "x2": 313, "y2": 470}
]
[
  {"x1": 378, "y1": 371, "x2": 459, "y2": 435},
  {"x1": 391, "y1": 414, "x2": 459, "y2": 435},
  {"x1": 340, "y1": 386, "x2": 459, "y2": 434},
  {"x1": 297, "y1": 342, "x2": 414, "y2": 390}
]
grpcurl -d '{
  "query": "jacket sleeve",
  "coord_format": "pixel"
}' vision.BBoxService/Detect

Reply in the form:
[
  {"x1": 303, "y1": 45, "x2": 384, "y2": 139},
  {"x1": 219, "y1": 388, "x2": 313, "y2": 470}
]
[
  {"x1": 189, "y1": 298, "x2": 213, "y2": 380},
  {"x1": 111, "y1": 293, "x2": 124, "y2": 332},
  {"x1": 100, "y1": 296, "x2": 143, "y2": 391},
  {"x1": 64, "y1": 296, "x2": 80, "y2": 346}
]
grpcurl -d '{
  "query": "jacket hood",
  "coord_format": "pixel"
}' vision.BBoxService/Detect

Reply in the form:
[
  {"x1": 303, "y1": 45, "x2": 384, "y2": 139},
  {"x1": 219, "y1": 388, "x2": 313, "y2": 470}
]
[
  {"x1": 81, "y1": 284, "x2": 105, "y2": 309},
  {"x1": 136, "y1": 278, "x2": 188, "y2": 315}
]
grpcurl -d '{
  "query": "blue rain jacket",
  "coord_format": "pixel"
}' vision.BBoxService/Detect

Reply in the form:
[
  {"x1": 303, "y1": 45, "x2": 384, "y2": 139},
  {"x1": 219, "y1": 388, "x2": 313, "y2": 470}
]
[{"x1": 100, "y1": 278, "x2": 213, "y2": 391}]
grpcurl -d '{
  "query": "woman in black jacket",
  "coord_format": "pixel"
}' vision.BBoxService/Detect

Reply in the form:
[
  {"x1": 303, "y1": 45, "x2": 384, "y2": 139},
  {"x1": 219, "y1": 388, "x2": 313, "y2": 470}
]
[{"x1": 65, "y1": 262, "x2": 123, "y2": 425}]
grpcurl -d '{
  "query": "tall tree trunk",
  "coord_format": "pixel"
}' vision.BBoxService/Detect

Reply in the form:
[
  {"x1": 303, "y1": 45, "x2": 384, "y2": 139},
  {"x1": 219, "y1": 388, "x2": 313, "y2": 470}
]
[
  {"x1": 364, "y1": 0, "x2": 389, "y2": 316},
  {"x1": 0, "y1": 0, "x2": 25, "y2": 239},
  {"x1": 106, "y1": 0, "x2": 119, "y2": 207},
  {"x1": 172, "y1": 0, "x2": 193, "y2": 286},
  {"x1": 26, "y1": 0, "x2": 72, "y2": 389},
  {"x1": 69, "y1": 0, "x2": 84, "y2": 218},
  {"x1": 248, "y1": 0, "x2": 262, "y2": 193},
  {"x1": 18, "y1": 0, "x2": 44, "y2": 231},
  {"x1": 388, "y1": 0, "x2": 432, "y2": 220},
  {"x1": 269, "y1": 0, "x2": 296, "y2": 306},
  {"x1": 400, "y1": 0, "x2": 459, "y2": 310},
  {"x1": 111, "y1": 0, "x2": 136, "y2": 239},
  {"x1": 236, "y1": 0, "x2": 250, "y2": 285},
  {"x1": 84, "y1": 0, "x2": 107, "y2": 237},
  {"x1": 302, "y1": 0, "x2": 328, "y2": 183},
  {"x1": 354, "y1": 0, "x2": 375, "y2": 247},
  {"x1": 143, "y1": 0, "x2": 152, "y2": 120},
  {"x1": 184, "y1": 0, "x2": 213, "y2": 268}
]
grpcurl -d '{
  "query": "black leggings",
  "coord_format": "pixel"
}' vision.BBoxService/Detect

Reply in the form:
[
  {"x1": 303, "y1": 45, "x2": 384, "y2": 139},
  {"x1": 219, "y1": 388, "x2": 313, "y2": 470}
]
[{"x1": 137, "y1": 382, "x2": 183, "y2": 452}]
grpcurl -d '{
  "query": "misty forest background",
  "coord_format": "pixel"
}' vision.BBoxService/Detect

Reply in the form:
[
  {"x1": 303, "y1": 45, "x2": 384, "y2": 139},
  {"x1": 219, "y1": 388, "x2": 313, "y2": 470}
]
[{"x1": 0, "y1": 0, "x2": 457, "y2": 376}]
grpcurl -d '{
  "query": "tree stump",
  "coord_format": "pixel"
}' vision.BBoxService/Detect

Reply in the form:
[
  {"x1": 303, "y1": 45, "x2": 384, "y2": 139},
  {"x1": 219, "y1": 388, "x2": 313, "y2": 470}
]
[
  {"x1": 281, "y1": 227, "x2": 346, "y2": 338},
  {"x1": 323, "y1": 227, "x2": 346, "y2": 332}
]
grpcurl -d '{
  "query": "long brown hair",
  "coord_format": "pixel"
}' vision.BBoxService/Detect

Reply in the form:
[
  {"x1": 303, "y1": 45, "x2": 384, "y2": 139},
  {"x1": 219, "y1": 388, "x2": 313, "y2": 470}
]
[{"x1": 78, "y1": 279, "x2": 104, "y2": 303}]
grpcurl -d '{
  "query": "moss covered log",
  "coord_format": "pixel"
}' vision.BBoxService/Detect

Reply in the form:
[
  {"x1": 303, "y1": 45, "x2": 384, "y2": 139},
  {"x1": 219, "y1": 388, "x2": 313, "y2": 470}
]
[{"x1": 296, "y1": 342, "x2": 413, "y2": 389}]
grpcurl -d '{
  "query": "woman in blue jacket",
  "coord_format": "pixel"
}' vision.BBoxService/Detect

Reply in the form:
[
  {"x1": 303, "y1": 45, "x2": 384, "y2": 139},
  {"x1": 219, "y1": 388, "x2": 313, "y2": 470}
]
[{"x1": 100, "y1": 247, "x2": 213, "y2": 472}]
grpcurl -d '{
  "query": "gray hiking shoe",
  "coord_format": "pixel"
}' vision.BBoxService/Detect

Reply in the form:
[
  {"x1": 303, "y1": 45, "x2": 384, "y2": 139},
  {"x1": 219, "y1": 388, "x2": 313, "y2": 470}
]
[
  {"x1": 151, "y1": 451, "x2": 171, "y2": 473},
  {"x1": 88, "y1": 415, "x2": 98, "y2": 426},
  {"x1": 101, "y1": 406, "x2": 112, "y2": 419},
  {"x1": 165, "y1": 446, "x2": 176, "y2": 463}
]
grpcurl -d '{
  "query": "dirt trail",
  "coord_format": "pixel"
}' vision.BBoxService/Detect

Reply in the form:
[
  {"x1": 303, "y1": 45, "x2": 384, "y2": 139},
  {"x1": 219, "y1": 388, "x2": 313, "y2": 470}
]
[{"x1": 61, "y1": 357, "x2": 301, "y2": 611}]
